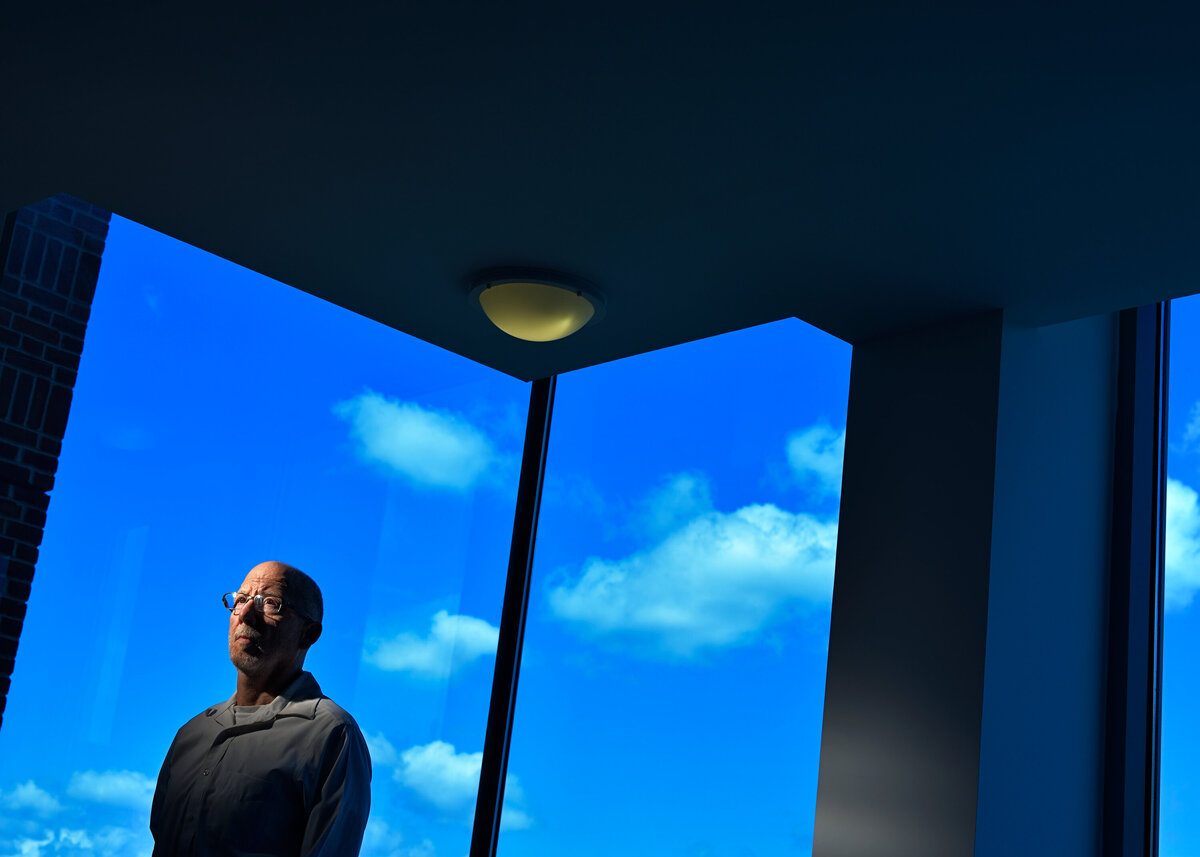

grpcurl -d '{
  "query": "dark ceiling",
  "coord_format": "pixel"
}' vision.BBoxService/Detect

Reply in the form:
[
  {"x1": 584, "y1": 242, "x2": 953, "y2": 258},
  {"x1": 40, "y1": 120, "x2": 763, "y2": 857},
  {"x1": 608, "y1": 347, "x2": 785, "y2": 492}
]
[{"x1": 4, "y1": 3, "x2": 1198, "y2": 380}]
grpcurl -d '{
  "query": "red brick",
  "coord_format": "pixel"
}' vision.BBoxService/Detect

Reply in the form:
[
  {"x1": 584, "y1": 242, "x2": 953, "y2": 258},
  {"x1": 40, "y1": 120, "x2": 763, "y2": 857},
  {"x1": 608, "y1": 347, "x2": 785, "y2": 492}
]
[
  {"x1": 21, "y1": 504, "x2": 47, "y2": 529},
  {"x1": 14, "y1": 314, "x2": 61, "y2": 345},
  {"x1": 4, "y1": 521, "x2": 41, "y2": 546},
  {"x1": 43, "y1": 385, "x2": 73, "y2": 436},
  {"x1": 6, "y1": 350, "x2": 53, "y2": 379},
  {"x1": 9, "y1": 373, "x2": 34, "y2": 423},
  {"x1": 4, "y1": 578, "x2": 30, "y2": 601},
  {"x1": 4, "y1": 226, "x2": 29, "y2": 277},
  {"x1": 0, "y1": 422, "x2": 38, "y2": 447},
  {"x1": 18, "y1": 337, "x2": 44, "y2": 359},
  {"x1": 19, "y1": 446, "x2": 56, "y2": 474},
  {"x1": 1, "y1": 597, "x2": 28, "y2": 622},
  {"x1": 44, "y1": 345, "x2": 81, "y2": 370},
  {"x1": 21, "y1": 231, "x2": 46, "y2": 281},
  {"x1": 12, "y1": 542, "x2": 38, "y2": 564}
]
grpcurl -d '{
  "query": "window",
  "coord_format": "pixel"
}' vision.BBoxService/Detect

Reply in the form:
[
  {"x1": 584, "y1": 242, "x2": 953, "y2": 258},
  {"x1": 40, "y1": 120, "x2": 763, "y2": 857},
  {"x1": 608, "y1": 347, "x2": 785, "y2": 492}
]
[
  {"x1": 499, "y1": 320, "x2": 851, "y2": 855},
  {"x1": 0, "y1": 217, "x2": 527, "y2": 857},
  {"x1": 1160, "y1": 296, "x2": 1200, "y2": 855}
]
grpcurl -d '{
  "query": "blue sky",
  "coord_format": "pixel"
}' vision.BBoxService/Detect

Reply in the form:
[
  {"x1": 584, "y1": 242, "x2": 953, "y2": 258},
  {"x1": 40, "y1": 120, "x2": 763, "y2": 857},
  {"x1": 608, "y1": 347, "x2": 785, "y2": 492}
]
[{"x1": 0, "y1": 215, "x2": 1196, "y2": 857}]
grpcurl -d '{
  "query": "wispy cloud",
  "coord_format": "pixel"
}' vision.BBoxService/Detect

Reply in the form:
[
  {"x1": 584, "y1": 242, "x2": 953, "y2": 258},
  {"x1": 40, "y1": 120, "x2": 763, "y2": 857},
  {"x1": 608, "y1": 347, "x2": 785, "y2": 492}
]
[
  {"x1": 1184, "y1": 402, "x2": 1200, "y2": 447},
  {"x1": 396, "y1": 741, "x2": 481, "y2": 816},
  {"x1": 361, "y1": 817, "x2": 436, "y2": 857},
  {"x1": 334, "y1": 391, "x2": 495, "y2": 491},
  {"x1": 1166, "y1": 477, "x2": 1200, "y2": 611},
  {"x1": 385, "y1": 740, "x2": 532, "y2": 831},
  {"x1": 548, "y1": 503, "x2": 837, "y2": 656},
  {"x1": 0, "y1": 782, "x2": 61, "y2": 816},
  {"x1": 363, "y1": 816, "x2": 405, "y2": 854},
  {"x1": 637, "y1": 472, "x2": 713, "y2": 537},
  {"x1": 363, "y1": 610, "x2": 499, "y2": 677},
  {"x1": 786, "y1": 424, "x2": 845, "y2": 497},
  {"x1": 66, "y1": 770, "x2": 155, "y2": 813},
  {"x1": 2, "y1": 830, "x2": 54, "y2": 857},
  {"x1": 0, "y1": 825, "x2": 141, "y2": 857},
  {"x1": 365, "y1": 732, "x2": 400, "y2": 767}
]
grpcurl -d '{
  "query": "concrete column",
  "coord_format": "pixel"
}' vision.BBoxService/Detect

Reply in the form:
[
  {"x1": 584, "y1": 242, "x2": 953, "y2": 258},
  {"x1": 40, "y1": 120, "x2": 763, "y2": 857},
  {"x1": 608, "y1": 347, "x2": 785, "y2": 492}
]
[{"x1": 813, "y1": 310, "x2": 1118, "y2": 857}]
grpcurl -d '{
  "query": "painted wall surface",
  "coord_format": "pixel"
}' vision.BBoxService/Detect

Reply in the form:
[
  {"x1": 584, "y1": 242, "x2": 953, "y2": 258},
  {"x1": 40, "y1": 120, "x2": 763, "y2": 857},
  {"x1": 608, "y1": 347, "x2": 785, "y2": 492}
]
[{"x1": 974, "y1": 314, "x2": 1117, "y2": 856}]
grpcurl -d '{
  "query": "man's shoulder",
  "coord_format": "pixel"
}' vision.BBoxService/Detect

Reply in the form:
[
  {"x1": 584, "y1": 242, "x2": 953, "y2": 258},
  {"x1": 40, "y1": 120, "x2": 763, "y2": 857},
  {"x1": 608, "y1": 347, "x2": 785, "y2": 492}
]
[
  {"x1": 310, "y1": 693, "x2": 366, "y2": 738},
  {"x1": 288, "y1": 673, "x2": 365, "y2": 736},
  {"x1": 164, "y1": 699, "x2": 230, "y2": 751}
]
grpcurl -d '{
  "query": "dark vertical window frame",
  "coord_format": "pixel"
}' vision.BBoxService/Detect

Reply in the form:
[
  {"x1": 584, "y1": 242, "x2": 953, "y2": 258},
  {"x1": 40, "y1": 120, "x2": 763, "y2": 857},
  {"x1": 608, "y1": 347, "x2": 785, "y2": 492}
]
[
  {"x1": 1148, "y1": 301, "x2": 1168, "y2": 857},
  {"x1": 470, "y1": 374, "x2": 556, "y2": 857},
  {"x1": 1104, "y1": 303, "x2": 1168, "y2": 857}
]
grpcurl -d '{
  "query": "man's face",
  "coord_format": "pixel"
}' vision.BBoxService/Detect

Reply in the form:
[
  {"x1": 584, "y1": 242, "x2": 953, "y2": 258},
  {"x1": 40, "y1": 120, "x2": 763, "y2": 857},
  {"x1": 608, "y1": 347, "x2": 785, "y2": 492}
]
[{"x1": 228, "y1": 562, "x2": 310, "y2": 680}]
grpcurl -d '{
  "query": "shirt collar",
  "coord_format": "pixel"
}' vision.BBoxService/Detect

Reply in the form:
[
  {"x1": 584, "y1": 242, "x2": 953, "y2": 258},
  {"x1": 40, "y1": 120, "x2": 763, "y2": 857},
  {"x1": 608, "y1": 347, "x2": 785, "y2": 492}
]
[{"x1": 207, "y1": 671, "x2": 324, "y2": 727}]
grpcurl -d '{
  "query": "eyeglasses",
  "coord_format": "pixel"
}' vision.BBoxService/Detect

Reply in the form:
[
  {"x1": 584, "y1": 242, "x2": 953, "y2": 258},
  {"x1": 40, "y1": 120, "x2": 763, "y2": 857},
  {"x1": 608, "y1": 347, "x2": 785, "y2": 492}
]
[{"x1": 222, "y1": 592, "x2": 313, "y2": 622}]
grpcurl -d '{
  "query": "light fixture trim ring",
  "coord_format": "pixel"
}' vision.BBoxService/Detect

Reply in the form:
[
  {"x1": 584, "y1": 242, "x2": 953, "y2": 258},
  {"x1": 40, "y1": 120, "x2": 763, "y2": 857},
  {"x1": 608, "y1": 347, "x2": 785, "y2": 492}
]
[{"x1": 467, "y1": 268, "x2": 607, "y2": 340}]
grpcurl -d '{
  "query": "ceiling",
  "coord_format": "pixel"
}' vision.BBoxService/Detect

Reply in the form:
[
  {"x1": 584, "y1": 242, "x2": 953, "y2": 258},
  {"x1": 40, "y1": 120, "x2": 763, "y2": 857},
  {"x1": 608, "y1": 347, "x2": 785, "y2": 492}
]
[{"x1": 4, "y1": 3, "x2": 1198, "y2": 380}]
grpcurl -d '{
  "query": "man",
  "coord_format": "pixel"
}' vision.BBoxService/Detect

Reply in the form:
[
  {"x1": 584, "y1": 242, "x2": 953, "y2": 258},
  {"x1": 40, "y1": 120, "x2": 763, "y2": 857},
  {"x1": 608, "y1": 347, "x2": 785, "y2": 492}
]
[{"x1": 151, "y1": 561, "x2": 371, "y2": 856}]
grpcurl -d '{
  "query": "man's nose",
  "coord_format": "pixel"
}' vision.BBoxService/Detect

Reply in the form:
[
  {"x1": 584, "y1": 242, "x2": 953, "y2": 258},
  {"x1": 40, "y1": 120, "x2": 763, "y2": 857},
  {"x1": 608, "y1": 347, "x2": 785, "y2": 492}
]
[{"x1": 237, "y1": 604, "x2": 265, "y2": 628}]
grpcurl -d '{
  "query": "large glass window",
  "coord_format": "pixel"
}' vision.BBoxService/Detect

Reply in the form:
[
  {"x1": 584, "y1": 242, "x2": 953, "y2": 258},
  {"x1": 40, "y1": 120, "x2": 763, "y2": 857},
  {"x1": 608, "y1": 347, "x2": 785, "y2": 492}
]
[
  {"x1": 500, "y1": 320, "x2": 851, "y2": 855},
  {"x1": 0, "y1": 217, "x2": 527, "y2": 857},
  {"x1": 1161, "y1": 297, "x2": 1200, "y2": 855}
]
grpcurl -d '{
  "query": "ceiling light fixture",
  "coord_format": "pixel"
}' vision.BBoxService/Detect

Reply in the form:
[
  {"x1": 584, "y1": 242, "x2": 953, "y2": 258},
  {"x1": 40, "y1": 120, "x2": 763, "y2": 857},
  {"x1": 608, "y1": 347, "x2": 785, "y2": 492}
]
[{"x1": 470, "y1": 269, "x2": 604, "y2": 342}]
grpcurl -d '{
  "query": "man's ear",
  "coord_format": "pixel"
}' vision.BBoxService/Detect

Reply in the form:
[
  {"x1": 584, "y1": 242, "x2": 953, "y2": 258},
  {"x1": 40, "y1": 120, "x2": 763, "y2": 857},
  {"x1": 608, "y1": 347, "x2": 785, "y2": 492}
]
[{"x1": 300, "y1": 621, "x2": 323, "y2": 648}]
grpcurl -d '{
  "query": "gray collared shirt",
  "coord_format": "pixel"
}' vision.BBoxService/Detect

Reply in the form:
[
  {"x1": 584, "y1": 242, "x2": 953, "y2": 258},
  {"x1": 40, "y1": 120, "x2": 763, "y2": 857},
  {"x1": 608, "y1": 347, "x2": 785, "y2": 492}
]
[{"x1": 150, "y1": 671, "x2": 371, "y2": 856}]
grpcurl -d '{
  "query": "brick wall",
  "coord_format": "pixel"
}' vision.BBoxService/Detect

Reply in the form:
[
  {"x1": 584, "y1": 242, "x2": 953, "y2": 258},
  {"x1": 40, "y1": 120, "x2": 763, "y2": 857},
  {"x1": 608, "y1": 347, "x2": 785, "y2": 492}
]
[{"x1": 0, "y1": 194, "x2": 110, "y2": 729}]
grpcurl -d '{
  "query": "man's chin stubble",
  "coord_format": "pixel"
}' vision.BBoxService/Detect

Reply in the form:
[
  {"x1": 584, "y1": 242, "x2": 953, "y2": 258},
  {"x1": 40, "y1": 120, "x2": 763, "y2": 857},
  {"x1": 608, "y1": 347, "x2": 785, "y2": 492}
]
[{"x1": 230, "y1": 648, "x2": 263, "y2": 672}]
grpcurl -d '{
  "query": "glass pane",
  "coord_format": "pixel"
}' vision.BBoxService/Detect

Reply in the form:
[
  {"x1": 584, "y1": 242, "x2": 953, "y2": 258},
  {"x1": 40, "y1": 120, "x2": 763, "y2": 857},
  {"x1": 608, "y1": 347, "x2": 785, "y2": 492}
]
[
  {"x1": 1162, "y1": 296, "x2": 1200, "y2": 854},
  {"x1": 0, "y1": 216, "x2": 527, "y2": 857},
  {"x1": 500, "y1": 319, "x2": 851, "y2": 855}
]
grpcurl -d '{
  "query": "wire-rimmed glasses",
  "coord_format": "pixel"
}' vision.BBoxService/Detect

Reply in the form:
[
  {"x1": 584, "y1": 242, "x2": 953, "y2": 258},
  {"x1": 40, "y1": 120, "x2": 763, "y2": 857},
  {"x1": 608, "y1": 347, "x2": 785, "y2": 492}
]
[{"x1": 222, "y1": 592, "x2": 312, "y2": 622}]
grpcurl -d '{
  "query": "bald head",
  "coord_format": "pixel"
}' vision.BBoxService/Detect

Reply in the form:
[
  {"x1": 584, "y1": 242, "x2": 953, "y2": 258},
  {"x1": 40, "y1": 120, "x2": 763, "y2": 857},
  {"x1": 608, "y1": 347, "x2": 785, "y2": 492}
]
[
  {"x1": 245, "y1": 560, "x2": 323, "y2": 624},
  {"x1": 229, "y1": 561, "x2": 324, "y2": 702}
]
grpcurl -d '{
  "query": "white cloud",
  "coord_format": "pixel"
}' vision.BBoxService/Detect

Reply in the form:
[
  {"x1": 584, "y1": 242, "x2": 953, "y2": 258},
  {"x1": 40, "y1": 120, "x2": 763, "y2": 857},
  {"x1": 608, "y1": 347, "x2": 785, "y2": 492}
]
[
  {"x1": 0, "y1": 826, "x2": 143, "y2": 857},
  {"x1": 637, "y1": 473, "x2": 713, "y2": 536},
  {"x1": 2, "y1": 830, "x2": 53, "y2": 857},
  {"x1": 53, "y1": 829, "x2": 92, "y2": 849},
  {"x1": 396, "y1": 741, "x2": 531, "y2": 831},
  {"x1": 334, "y1": 391, "x2": 495, "y2": 490},
  {"x1": 1184, "y1": 402, "x2": 1200, "y2": 447},
  {"x1": 0, "y1": 782, "x2": 61, "y2": 816},
  {"x1": 494, "y1": 779, "x2": 533, "y2": 832},
  {"x1": 548, "y1": 503, "x2": 837, "y2": 656},
  {"x1": 403, "y1": 841, "x2": 436, "y2": 857},
  {"x1": 786, "y1": 424, "x2": 845, "y2": 496},
  {"x1": 363, "y1": 611, "x2": 499, "y2": 677},
  {"x1": 86, "y1": 827, "x2": 139, "y2": 855},
  {"x1": 1166, "y1": 477, "x2": 1200, "y2": 611},
  {"x1": 397, "y1": 742, "x2": 481, "y2": 815},
  {"x1": 66, "y1": 771, "x2": 155, "y2": 813},
  {"x1": 365, "y1": 732, "x2": 400, "y2": 767},
  {"x1": 361, "y1": 817, "x2": 436, "y2": 857},
  {"x1": 362, "y1": 817, "x2": 404, "y2": 854}
]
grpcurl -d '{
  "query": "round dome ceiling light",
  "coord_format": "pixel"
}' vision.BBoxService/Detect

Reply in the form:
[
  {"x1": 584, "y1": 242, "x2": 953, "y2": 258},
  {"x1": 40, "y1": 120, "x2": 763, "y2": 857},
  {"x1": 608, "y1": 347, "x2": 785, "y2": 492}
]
[{"x1": 470, "y1": 269, "x2": 605, "y2": 342}]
